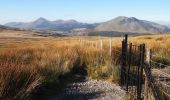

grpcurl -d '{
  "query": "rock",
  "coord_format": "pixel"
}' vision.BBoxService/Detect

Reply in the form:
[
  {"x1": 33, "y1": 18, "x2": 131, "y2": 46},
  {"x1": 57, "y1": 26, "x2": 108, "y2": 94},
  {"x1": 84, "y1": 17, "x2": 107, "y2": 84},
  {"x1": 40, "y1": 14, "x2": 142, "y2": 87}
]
[{"x1": 51, "y1": 80, "x2": 125, "y2": 100}]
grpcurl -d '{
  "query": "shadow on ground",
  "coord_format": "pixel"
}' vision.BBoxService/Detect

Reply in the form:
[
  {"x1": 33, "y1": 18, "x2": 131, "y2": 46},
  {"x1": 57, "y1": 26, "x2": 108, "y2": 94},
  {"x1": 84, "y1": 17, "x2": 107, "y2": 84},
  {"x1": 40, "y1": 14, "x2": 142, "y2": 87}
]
[{"x1": 31, "y1": 61, "x2": 89, "y2": 100}]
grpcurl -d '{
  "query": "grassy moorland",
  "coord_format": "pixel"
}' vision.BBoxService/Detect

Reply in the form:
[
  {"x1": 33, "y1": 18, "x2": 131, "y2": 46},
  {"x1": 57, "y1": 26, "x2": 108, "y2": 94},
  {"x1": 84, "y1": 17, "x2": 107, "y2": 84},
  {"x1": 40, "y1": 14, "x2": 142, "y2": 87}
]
[
  {"x1": 0, "y1": 34, "x2": 170, "y2": 100},
  {"x1": 0, "y1": 37, "x2": 119, "y2": 100},
  {"x1": 129, "y1": 34, "x2": 170, "y2": 69}
]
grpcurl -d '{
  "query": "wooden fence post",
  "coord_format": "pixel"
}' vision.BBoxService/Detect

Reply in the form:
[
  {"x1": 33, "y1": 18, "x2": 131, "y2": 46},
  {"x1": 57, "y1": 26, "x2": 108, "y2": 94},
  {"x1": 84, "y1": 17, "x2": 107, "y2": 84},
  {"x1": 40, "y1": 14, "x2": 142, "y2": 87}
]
[
  {"x1": 126, "y1": 43, "x2": 132, "y2": 92},
  {"x1": 109, "y1": 39, "x2": 112, "y2": 56},
  {"x1": 137, "y1": 45, "x2": 142, "y2": 100},
  {"x1": 101, "y1": 40, "x2": 103, "y2": 50},
  {"x1": 140, "y1": 44, "x2": 145, "y2": 99},
  {"x1": 120, "y1": 34, "x2": 128, "y2": 86},
  {"x1": 144, "y1": 48, "x2": 151, "y2": 100}
]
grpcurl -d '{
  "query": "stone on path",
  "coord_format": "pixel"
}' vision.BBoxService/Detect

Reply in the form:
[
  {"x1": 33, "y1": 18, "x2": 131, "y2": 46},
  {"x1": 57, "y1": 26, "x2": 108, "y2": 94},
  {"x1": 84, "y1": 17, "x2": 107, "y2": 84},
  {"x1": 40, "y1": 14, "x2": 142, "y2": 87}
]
[{"x1": 51, "y1": 80, "x2": 125, "y2": 100}]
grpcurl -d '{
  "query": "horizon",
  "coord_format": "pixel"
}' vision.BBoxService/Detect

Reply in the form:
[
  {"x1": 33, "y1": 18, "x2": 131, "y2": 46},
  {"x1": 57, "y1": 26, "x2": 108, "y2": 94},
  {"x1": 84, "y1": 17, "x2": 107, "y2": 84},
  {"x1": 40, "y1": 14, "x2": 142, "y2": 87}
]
[{"x1": 0, "y1": 0, "x2": 170, "y2": 24}]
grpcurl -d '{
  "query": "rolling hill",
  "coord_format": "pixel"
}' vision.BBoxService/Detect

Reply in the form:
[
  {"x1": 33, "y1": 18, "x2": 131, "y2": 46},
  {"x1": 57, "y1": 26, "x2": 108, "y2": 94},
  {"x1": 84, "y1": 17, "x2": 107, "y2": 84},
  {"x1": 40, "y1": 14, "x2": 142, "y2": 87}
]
[
  {"x1": 0, "y1": 25, "x2": 7, "y2": 29},
  {"x1": 5, "y1": 18, "x2": 97, "y2": 32},
  {"x1": 4, "y1": 16, "x2": 170, "y2": 34},
  {"x1": 95, "y1": 16, "x2": 170, "y2": 34}
]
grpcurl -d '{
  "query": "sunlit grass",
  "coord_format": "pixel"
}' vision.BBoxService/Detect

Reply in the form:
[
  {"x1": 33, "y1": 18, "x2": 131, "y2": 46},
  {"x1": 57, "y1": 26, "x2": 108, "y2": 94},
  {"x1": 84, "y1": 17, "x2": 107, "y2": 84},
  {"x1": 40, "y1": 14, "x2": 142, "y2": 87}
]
[{"x1": 0, "y1": 34, "x2": 170, "y2": 99}]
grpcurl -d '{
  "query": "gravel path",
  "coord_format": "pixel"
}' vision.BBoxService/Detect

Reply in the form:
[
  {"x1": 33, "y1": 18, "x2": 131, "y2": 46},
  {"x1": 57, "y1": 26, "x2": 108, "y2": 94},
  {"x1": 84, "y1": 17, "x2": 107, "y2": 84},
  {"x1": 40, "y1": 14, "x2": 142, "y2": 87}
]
[{"x1": 51, "y1": 80, "x2": 125, "y2": 100}]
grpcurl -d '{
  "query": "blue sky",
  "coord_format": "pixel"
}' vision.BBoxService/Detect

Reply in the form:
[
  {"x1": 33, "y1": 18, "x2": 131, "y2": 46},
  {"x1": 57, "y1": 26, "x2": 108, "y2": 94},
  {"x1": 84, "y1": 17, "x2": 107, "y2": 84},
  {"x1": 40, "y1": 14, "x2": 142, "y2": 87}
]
[{"x1": 0, "y1": 0, "x2": 170, "y2": 24}]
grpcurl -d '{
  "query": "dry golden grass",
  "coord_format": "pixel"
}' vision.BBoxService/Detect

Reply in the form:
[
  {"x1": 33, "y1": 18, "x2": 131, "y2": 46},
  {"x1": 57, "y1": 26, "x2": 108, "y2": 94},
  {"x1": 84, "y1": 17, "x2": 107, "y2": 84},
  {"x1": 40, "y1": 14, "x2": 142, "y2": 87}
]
[
  {"x1": 129, "y1": 34, "x2": 170, "y2": 56},
  {"x1": 0, "y1": 37, "x2": 117, "y2": 99},
  {"x1": 0, "y1": 34, "x2": 170, "y2": 99},
  {"x1": 0, "y1": 46, "x2": 79, "y2": 99},
  {"x1": 0, "y1": 29, "x2": 43, "y2": 38},
  {"x1": 129, "y1": 35, "x2": 170, "y2": 68}
]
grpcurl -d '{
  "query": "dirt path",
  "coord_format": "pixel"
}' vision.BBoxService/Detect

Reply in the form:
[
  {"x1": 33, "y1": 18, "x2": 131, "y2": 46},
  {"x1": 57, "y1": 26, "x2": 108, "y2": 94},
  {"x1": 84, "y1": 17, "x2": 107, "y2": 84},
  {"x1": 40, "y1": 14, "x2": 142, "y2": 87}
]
[{"x1": 51, "y1": 79, "x2": 125, "y2": 100}]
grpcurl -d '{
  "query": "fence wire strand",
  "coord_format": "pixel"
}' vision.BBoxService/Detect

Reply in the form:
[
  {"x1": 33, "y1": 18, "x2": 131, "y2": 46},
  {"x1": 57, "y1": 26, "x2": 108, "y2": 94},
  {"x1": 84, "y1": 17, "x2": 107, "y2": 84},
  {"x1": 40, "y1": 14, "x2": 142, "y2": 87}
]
[{"x1": 151, "y1": 60, "x2": 170, "y2": 68}]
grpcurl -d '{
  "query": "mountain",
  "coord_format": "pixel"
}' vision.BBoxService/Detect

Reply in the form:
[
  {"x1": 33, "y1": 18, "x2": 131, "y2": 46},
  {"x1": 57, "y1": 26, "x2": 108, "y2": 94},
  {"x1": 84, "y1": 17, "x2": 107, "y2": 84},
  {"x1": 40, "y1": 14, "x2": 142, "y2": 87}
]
[
  {"x1": 5, "y1": 18, "x2": 97, "y2": 32},
  {"x1": 4, "y1": 16, "x2": 170, "y2": 34},
  {"x1": 0, "y1": 25, "x2": 7, "y2": 29},
  {"x1": 95, "y1": 16, "x2": 170, "y2": 34}
]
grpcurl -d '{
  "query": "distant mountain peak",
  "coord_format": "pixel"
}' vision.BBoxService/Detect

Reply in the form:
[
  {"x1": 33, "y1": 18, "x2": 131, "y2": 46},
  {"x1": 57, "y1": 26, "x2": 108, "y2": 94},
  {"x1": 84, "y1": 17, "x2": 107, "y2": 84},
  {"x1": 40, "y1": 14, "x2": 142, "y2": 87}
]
[
  {"x1": 4, "y1": 16, "x2": 170, "y2": 34},
  {"x1": 4, "y1": 18, "x2": 96, "y2": 31},
  {"x1": 65, "y1": 19, "x2": 77, "y2": 23},
  {"x1": 114, "y1": 16, "x2": 138, "y2": 22},
  {"x1": 37, "y1": 17, "x2": 47, "y2": 20},
  {"x1": 116, "y1": 16, "x2": 137, "y2": 19},
  {"x1": 95, "y1": 16, "x2": 169, "y2": 33},
  {"x1": 0, "y1": 25, "x2": 7, "y2": 29},
  {"x1": 116, "y1": 16, "x2": 128, "y2": 19},
  {"x1": 34, "y1": 17, "x2": 49, "y2": 23},
  {"x1": 128, "y1": 17, "x2": 138, "y2": 21},
  {"x1": 54, "y1": 19, "x2": 77, "y2": 23}
]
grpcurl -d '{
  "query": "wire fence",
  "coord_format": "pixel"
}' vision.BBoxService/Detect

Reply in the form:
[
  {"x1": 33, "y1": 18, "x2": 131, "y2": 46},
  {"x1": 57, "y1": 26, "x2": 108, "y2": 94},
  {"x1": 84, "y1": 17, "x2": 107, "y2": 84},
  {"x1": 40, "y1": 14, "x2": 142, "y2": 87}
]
[
  {"x1": 79, "y1": 35, "x2": 170, "y2": 100},
  {"x1": 80, "y1": 38, "x2": 113, "y2": 56},
  {"x1": 150, "y1": 54, "x2": 170, "y2": 99},
  {"x1": 119, "y1": 34, "x2": 170, "y2": 100}
]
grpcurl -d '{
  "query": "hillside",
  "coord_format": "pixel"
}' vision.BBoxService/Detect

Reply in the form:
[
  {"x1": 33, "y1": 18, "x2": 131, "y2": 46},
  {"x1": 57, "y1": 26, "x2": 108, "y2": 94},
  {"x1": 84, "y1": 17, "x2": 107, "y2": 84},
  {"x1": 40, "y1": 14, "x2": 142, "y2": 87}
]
[
  {"x1": 4, "y1": 16, "x2": 170, "y2": 34},
  {"x1": 0, "y1": 29, "x2": 42, "y2": 38},
  {"x1": 5, "y1": 18, "x2": 96, "y2": 32},
  {"x1": 0, "y1": 25, "x2": 8, "y2": 29},
  {"x1": 0, "y1": 28, "x2": 68, "y2": 38},
  {"x1": 95, "y1": 16, "x2": 169, "y2": 34}
]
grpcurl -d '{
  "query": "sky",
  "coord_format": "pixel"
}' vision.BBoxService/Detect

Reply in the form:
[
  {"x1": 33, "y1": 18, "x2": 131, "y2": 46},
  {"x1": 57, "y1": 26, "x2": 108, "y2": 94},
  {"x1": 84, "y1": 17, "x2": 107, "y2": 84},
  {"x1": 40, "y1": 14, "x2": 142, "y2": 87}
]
[{"x1": 0, "y1": 0, "x2": 170, "y2": 24}]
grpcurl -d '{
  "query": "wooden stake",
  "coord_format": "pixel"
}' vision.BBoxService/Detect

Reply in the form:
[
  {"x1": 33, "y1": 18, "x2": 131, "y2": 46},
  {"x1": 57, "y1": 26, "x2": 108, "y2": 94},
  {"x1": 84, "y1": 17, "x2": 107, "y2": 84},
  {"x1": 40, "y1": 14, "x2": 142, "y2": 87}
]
[
  {"x1": 109, "y1": 39, "x2": 112, "y2": 56},
  {"x1": 101, "y1": 40, "x2": 103, "y2": 50}
]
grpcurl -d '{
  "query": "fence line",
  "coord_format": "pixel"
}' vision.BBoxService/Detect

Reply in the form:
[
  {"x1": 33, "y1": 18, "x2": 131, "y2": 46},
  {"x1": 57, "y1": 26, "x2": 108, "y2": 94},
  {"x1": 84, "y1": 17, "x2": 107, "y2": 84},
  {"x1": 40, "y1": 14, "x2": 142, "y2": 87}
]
[
  {"x1": 146, "y1": 49, "x2": 170, "y2": 100},
  {"x1": 119, "y1": 34, "x2": 170, "y2": 100},
  {"x1": 120, "y1": 34, "x2": 146, "y2": 100},
  {"x1": 159, "y1": 81, "x2": 170, "y2": 88},
  {"x1": 79, "y1": 35, "x2": 170, "y2": 100},
  {"x1": 152, "y1": 55, "x2": 170, "y2": 60},
  {"x1": 143, "y1": 64, "x2": 160, "y2": 100},
  {"x1": 153, "y1": 69, "x2": 170, "y2": 77},
  {"x1": 151, "y1": 60, "x2": 170, "y2": 68},
  {"x1": 80, "y1": 39, "x2": 113, "y2": 56}
]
